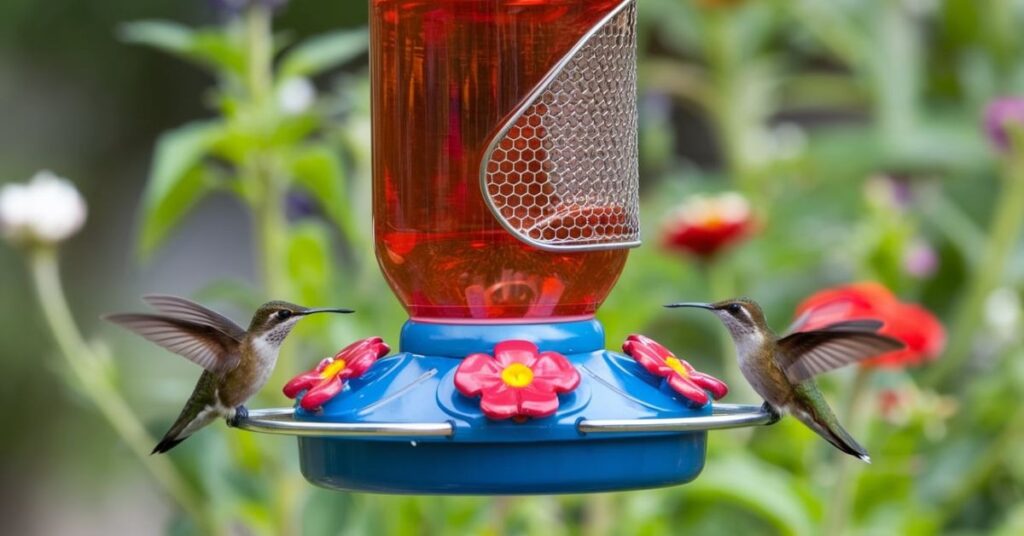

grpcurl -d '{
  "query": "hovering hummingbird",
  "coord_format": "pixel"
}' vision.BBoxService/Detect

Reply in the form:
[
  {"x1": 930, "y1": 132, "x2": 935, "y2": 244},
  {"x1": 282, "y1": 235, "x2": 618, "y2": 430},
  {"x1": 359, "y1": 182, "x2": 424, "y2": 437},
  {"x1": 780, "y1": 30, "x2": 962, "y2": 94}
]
[
  {"x1": 666, "y1": 298, "x2": 905, "y2": 463},
  {"x1": 106, "y1": 295, "x2": 353, "y2": 454}
]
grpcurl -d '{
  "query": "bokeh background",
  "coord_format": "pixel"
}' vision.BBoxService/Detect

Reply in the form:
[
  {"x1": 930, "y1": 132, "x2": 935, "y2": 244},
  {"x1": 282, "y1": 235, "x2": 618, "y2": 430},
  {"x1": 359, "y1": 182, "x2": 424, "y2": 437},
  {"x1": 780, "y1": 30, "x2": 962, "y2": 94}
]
[{"x1": 2, "y1": 0, "x2": 1023, "y2": 534}]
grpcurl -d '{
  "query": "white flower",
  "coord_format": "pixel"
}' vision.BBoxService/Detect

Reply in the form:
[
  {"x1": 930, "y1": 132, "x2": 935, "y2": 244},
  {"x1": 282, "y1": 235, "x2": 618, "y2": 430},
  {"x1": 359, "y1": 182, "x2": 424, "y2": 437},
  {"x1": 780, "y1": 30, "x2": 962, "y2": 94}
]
[
  {"x1": 768, "y1": 122, "x2": 807, "y2": 161},
  {"x1": 277, "y1": 77, "x2": 316, "y2": 115},
  {"x1": 0, "y1": 170, "x2": 87, "y2": 246},
  {"x1": 672, "y1": 191, "x2": 751, "y2": 227},
  {"x1": 985, "y1": 287, "x2": 1021, "y2": 342}
]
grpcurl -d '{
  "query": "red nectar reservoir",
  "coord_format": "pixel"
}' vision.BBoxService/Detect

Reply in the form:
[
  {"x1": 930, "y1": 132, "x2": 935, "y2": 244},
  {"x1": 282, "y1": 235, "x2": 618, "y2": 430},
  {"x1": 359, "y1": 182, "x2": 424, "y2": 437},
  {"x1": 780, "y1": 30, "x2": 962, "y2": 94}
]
[{"x1": 371, "y1": 0, "x2": 640, "y2": 321}]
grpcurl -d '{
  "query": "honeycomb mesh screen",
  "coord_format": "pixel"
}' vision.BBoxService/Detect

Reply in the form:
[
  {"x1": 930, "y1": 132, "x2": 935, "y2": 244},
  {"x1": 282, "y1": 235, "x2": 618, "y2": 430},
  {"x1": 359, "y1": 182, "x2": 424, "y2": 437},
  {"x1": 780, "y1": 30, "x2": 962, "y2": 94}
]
[{"x1": 481, "y1": 0, "x2": 640, "y2": 250}]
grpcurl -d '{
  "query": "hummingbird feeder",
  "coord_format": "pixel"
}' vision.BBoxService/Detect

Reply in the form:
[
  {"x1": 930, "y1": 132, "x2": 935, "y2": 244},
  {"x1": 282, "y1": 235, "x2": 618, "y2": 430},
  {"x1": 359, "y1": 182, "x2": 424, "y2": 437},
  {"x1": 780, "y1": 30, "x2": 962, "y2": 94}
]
[{"x1": 233, "y1": 0, "x2": 775, "y2": 494}]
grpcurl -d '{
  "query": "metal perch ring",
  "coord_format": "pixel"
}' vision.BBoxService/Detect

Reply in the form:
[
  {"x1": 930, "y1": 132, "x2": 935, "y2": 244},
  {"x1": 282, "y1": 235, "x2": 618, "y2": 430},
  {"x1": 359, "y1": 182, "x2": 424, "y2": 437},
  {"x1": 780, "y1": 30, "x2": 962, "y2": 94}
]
[{"x1": 230, "y1": 403, "x2": 777, "y2": 438}]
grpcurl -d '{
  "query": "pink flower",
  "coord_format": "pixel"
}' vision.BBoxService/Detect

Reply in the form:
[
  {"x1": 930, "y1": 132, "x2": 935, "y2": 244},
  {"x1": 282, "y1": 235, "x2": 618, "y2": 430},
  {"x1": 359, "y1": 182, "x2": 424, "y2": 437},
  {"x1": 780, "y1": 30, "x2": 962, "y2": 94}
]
[
  {"x1": 283, "y1": 337, "x2": 390, "y2": 411},
  {"x1": 454, "y1": 340, "x2": 580, "y2": 421},
  {"x1": 984, "y1": 97, "x2": 1024, "y2": 151},
  {"x1": 903, "y1": 239, "x2": 939, "y2": 279},
  {"x1": 623, "y1": 334, "x2": 728, "y2": 406}
]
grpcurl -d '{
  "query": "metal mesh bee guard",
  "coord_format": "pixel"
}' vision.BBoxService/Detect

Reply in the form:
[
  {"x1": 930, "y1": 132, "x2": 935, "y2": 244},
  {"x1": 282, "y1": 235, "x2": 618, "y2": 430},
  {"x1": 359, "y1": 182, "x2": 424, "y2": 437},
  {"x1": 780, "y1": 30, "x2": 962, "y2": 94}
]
[{"x1": 480, "y1": 0, "x2": 641, "y2": 251}]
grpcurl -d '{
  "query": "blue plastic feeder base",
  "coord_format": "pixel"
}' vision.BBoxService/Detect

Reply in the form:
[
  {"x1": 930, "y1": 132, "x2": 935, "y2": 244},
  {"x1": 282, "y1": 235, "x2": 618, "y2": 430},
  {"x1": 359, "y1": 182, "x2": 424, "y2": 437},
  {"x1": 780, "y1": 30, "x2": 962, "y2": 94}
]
[
  {"x1": 299, "y1": 435, "x2": 705, "y2": 495},
  {"x1": 294, "y1": 319, "x2": 712, "y2": 495}
]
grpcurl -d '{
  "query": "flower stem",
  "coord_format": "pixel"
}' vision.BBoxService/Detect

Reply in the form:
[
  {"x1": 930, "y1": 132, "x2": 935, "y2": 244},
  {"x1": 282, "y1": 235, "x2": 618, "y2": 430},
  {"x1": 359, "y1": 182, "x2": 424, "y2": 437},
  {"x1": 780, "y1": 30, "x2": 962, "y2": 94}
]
[
  {"x1": 925, "y1": 148, "x2": 1024, "y2": 387},
  {"x1": 243, "y1": 6, "x2": 307, "y2": 536},
  {"x1": 254, "y1": 176, "x2": 289, "y2": 299},
  {"x1": 704, "y1": 9, "x2": 768, "y2": 205},
  {"x1": 707, "y1": 261, "x2": 755, "y2": 403},
  {"x1": 582, "y1": 494, "x2": 614, "y2": 536},
  {"x1": 246, "y1": 4, "x2": 274, "y2": 109},
  {"x1": 244, "y1": 3, "x2": 289, "y2": 301},
  {"x1": 706, "y1": 11, "x2": 748, "y2": 183},
  {"x1": 28, "y1": 248, "x2": 221, "y2": 535},
  {"x1": 823, "y1": 367, "x2": 873, "y2": 536}
]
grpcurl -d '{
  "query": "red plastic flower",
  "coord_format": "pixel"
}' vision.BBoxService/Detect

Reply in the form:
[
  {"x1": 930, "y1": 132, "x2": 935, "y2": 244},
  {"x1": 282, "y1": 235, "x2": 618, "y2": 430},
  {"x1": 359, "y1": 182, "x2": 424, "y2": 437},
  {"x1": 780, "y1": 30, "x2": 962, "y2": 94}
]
[
  {"x1": 283, "y1": 337, "x2": 390, "y2": 411},
  {"x1": 623, "y1": 334, "x2": 728, "y2": 406},
  {"x1": 454, "y1": 340, "x2": 580, "y2": 421},
  {"x1": 662, "y1": 192, "x2": 754, "y2": 259},
  {"x1": 792, "y1": 282, "x2": 945, "y2": 369}
]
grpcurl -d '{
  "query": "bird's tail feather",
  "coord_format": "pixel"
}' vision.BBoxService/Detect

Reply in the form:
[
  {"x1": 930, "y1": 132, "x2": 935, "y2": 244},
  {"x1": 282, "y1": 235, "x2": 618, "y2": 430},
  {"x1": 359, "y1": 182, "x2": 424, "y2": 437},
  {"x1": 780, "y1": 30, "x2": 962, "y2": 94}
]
[
  {"x1": 818, "y1": 421, "x2": 871, "y2": 463},
  {"x1": 150, "y1": 372, "x2": 220, "y2": 455},
  {"x1": 150, "y1": 408, "x2": 199, "y2": 454},
  {"x1": 793, "y1": 406, "x2": 871, "y2": 463},
  {"x1": 151, "y1": 434, "x2": 187, "y2": 454}
]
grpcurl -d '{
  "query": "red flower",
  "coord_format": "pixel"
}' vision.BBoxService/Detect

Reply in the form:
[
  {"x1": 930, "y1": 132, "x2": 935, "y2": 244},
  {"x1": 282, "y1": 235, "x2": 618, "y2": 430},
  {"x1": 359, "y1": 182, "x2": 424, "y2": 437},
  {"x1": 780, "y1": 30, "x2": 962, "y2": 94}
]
[
  {"x1": 622, "y1": 335, "x2": 728, "y2": 406},
  {"x1": 283, "y1": 337, "x2": 390, "y2": 411},
  {"x1": 877, "y1": 388, "x2": 912, "y2": 425},
  {"x1": 662, "y1": 192, "x2": 754, "y2": 259},
  {"x1": 454, "y1": 340, "x2": 580, "y2": 421},
  {"x1": 792, "y1": 282, "x2": 945, "y2": 369}
]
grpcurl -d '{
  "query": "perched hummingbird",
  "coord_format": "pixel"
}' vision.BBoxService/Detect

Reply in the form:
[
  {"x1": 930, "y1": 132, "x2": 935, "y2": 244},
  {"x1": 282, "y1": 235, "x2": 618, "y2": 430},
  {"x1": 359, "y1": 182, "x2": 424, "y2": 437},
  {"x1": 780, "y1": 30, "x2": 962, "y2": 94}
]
[
  {"x1": 105, "y1": 295, "x2": 353, "y2": 454},
  {"x1": 666, "y1": 298, "x2": 905, "y2": 463}
]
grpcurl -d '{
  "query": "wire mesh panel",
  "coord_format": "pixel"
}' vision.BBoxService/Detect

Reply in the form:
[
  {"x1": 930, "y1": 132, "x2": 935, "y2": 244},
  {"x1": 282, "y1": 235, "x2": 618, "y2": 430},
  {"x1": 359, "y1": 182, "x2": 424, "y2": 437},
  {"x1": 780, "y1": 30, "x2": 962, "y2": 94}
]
[{"x1": 480, "y1": 0, "x2": 640, "y2": 251}]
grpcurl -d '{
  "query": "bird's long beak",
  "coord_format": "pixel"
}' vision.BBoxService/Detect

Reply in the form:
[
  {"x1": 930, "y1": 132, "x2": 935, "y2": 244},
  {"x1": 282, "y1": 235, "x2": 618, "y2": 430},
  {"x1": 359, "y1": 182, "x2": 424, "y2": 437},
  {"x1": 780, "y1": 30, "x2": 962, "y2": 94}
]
[
  {"x1": 664, "y1": 302, "x2": 715, "y2": 310},
  {"x1": 299, "y1": 307, "x2": 355, "y2": 316}
]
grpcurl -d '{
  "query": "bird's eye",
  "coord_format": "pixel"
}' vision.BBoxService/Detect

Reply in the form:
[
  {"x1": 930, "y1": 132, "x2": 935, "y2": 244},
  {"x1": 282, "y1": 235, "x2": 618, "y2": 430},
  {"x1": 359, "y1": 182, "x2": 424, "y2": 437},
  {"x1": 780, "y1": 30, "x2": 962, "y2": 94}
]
[
  {"x1": 277, "y1": 310, "x2": 292, "y2": 320},
  {"x1": 726, "y1": 304, "x2": 742, "y2": 316}
]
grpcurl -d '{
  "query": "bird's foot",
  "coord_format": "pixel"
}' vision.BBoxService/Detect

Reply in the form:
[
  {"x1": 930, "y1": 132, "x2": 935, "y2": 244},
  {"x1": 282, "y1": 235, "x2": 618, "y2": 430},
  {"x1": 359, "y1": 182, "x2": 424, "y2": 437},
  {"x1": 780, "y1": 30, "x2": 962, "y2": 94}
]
[
  {"x1": 761, "y1": 401, "x2": 782, "y2": 425},
  {"x1": 227, "y1": 405, "x2": 249, "y2": 427}
]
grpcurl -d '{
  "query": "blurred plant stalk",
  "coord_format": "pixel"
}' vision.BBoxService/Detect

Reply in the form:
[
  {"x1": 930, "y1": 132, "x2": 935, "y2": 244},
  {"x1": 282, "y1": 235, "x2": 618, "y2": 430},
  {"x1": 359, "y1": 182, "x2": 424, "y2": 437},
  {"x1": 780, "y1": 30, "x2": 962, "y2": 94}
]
[
  {"x1": 239, "y1": 5, "x2": 308, "y2": 533},
  {"x1": 927, "y1": 127, "x2": 1024, "y2": 387},
  {"x1": 27, "y1": 247, "x2": 222, "y2": 535},
  {"x1": 823, "y1": 367, "x2": 873, "y2": 536},
  {"x1": 706, "y1": 262, "x2": 758, "y2": 405},
  {"x1": 244, "y1": 3, "x2": 290, "y2": 302}
]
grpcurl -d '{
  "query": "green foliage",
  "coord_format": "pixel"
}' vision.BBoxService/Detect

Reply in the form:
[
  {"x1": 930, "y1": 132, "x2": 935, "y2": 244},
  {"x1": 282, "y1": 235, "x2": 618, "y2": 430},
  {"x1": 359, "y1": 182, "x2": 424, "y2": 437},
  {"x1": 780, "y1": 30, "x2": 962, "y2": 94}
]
[
  {"x1": 138, "y1": 120, "x2": 226, "y2": 257},
  {"x1": 120, "y1": 20, "x2": 246, "y2": 76},
  {"x1": 278, "y1": 28, "x2": 369, "y2": 79},
  {"x1": 288, "y1": 144, "x2": 360, "y2": 245},
  {"x1": 682, "y1": 454, "x2": 815, "y2": 535}
]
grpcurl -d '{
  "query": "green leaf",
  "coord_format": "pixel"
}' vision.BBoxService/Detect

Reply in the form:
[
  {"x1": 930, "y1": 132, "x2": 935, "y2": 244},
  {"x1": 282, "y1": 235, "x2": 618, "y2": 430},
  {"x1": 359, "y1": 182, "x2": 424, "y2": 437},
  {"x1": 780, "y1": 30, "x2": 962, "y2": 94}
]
[
  {"x1": 286, "y1": 222, "x2": 334, "y2": 315},
  {"x1": 682, "y1": 453, "x2": 815, "y2": 536},
  {"x1": 289, "y1": 145, "x2": 362, "y2": 246},
  {"x1": 278, "y1": 28, "x2": 369, "y2": 79},
  {"x1": 120, "y1": 20, "x2": 245, "y2": 76},
  {"x1": 138, "y1": 120, "x2": 226, "y2": 258},
  {"x1": 192, "y1": 279, "x2": 262, "y2": 313}
]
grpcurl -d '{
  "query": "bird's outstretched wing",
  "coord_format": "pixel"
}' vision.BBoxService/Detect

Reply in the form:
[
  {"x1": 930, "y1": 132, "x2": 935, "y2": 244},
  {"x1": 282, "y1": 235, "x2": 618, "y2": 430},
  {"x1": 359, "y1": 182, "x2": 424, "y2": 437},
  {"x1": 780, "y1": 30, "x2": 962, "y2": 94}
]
[
  {"x1": 784, "y1": 306, "x2": 886, "y2": 334},
  {"x1": 143, "y1": 294, "x2": 247, "y2": 340},
  {"x1": 105, "y1": 313, "x2": 241, "y2": 374},
  {"x1": 812, "y1": 319, "x2": 885, "y2": 333},
  {"x1": 777, "y1": 322, "x2": 904, "y2": 383}
]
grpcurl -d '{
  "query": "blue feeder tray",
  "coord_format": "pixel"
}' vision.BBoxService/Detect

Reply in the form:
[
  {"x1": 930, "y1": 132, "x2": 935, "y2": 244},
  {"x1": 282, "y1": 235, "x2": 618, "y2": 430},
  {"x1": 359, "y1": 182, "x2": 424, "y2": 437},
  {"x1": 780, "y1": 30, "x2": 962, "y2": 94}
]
[{"x1": 233, "y1": 319, "x2": 775, "y2": 495}]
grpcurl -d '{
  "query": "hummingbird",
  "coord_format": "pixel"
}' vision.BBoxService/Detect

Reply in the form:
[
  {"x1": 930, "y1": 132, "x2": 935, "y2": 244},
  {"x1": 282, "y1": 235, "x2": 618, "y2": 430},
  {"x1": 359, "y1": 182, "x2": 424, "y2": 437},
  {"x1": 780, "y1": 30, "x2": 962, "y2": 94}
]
[
  {"x1": 105, "y1": 295, "x2": 353, "y2": 454},
  {"x1": 666, "y1": 298, "x2": 905, "y2": 463}
]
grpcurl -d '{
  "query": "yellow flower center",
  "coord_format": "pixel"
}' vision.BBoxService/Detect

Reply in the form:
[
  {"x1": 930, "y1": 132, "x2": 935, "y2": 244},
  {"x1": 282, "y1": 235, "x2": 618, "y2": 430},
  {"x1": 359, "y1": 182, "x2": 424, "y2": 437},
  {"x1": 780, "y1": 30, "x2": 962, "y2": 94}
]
[
  {"x1": 665, "y1": 356, "x2": 690, "y2": 378},
  {"x1": 320, "y1": 359, "x2": 347, "y2": 379},
  {"x1": 501, "y1": 363, "x2": 535, "y2": 388},
  {"x1": 700, "y1": 214, "x2": 726, "y2": 230}
]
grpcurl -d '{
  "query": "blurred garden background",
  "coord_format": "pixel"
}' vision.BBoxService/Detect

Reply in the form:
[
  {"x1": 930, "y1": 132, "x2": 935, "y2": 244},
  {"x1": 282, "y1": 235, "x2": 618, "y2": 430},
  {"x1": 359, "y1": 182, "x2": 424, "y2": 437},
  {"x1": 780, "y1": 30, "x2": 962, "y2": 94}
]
[{"x1": 2, "y1": 0, "x2": 1024, "y2": 534}]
